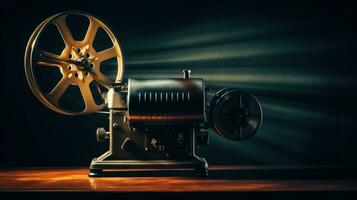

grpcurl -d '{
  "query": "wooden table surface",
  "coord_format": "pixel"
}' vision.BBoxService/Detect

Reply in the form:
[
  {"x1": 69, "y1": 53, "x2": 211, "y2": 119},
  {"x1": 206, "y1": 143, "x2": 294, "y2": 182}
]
[{"x1": 1, "y1": 166, "x2": 357, "y2": 192}]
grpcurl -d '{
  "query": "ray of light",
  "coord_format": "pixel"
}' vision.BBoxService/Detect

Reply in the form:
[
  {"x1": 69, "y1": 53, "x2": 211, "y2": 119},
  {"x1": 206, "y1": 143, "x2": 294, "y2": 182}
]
[
  {"x1": 124, "y1": 38, "x2": 344, "y2": 65},
  {"x1": 95, "y1": 15, "x2": 356, "y2": 164}
]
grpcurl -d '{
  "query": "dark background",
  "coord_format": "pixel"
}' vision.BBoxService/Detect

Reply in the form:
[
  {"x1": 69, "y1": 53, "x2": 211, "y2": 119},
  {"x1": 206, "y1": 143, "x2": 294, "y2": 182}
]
[{"x1": 0, "y1": 0, "x2": 356, "y2": 167}]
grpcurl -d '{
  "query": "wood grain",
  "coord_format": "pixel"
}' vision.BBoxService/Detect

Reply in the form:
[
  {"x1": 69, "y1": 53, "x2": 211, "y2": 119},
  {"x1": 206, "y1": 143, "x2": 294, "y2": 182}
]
[{"x1": 1, "y1": 166, "x2": 357, "y2": 192}]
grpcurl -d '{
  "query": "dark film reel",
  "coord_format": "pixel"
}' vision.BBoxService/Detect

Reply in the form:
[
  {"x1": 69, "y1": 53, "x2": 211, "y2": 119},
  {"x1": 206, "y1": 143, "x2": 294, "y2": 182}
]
[{"x1": 208, "y1": 88, "x2": 263, "y2": 141}]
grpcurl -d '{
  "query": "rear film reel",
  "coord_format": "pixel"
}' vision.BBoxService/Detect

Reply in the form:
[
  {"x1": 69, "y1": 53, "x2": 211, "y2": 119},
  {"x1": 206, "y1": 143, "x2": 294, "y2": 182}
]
[
  {"x1": 24, "y1": 11, "x2": 124, "y2": 115},
  {"x1": 208, "y1": 88, "x2": 263, "y2": 141}
]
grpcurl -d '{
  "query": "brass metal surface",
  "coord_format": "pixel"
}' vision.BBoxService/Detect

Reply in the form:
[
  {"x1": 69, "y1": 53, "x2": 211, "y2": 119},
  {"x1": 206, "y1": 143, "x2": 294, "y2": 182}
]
[{"x1": 24, "y1": 11, "x2": 123, "y2": 115}]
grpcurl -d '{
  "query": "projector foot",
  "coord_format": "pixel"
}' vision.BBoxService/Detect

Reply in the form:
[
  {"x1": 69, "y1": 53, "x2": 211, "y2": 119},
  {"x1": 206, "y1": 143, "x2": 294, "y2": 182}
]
[
  {"x1": 195, "y1": 166, "x2": 209, "y2": 177},
  {"x1": 89, "y1": 168, "x2": 103, "y2": 177}
]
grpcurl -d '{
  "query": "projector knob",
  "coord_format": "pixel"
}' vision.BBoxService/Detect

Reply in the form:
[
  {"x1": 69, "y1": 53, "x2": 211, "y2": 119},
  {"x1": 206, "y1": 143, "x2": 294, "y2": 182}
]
[
  {"x1": 183, "y1": 69, "x2": 191, "y2": 79},
  {"x1": 96, "y1": 128, "x2": 109, "y2": 142}
]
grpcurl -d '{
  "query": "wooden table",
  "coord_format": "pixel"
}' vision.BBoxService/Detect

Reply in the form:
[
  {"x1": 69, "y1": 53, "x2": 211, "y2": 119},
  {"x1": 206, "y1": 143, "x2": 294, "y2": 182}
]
[
  {"x1": 1, "y1": 166, "x2": 357, "y2": 192},
  {"x1": 1, "y1": 166, "x2": 357, "y2": 199}
]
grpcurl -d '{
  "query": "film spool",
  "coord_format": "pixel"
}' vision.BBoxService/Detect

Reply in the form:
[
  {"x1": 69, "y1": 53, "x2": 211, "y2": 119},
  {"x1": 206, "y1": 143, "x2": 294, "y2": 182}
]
[
  {"x1": 208, "y1": 88, "x2": 263, "y2": 141},
  {"x1": 24, "y1": 11, "x2": 124, "y2": 115}
]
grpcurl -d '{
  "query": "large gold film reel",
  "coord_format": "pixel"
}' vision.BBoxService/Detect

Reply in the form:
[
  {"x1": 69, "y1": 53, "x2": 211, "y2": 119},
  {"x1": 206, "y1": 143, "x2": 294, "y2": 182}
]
[{"x1": 24, "y1": 11, "x2": 123, "y2": 115}]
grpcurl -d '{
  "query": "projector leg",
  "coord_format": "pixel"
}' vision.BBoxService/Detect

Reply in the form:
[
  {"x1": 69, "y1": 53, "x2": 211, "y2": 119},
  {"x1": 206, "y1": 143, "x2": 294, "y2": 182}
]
[
  {"x1": 194, "y1": 157, "x2": 209, "y2": 177},
  {"x1": 195, "y1": 168, "x2": 208, "y2": 177}
]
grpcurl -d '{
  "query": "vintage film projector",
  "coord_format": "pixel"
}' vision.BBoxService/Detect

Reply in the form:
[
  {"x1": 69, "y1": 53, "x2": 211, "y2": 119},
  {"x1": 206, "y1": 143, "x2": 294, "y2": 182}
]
[{"x1": 24, "y1": 11, "x2": 263, "y2": 176}]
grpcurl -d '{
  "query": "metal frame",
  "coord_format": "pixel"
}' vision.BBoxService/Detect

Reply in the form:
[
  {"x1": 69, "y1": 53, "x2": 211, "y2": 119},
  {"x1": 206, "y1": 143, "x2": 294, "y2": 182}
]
[{"x1": 89, "y1": 104, "x2": 208, "y2": 177}]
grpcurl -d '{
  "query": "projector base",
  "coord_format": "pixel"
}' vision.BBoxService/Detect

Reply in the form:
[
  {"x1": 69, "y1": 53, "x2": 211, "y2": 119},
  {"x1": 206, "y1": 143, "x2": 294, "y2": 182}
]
[{"x1": 89, "y1": 154, "x2": 208, "y2": 177}]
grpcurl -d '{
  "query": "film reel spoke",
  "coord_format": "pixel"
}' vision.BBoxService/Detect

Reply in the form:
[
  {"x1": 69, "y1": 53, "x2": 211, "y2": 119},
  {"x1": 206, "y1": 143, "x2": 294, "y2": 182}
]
[
  {"x1": 90, "y1": 70, "x2": 112, "y2": 88},
  {"x1": 46, "y1": 77, "x2": 71, "y2": 105},
  {"x1": 97, "y1": 47, "x2": 118, "y2": 62},
  {"x1": 78, "y1": 81, "x2": 99, "y2": 112},
  {"x1": 52, "y1": 15, "x2": 74, "y2": 47},
  {"x1": 84, "y1": 17, "x2": 100, "y2": 45}
]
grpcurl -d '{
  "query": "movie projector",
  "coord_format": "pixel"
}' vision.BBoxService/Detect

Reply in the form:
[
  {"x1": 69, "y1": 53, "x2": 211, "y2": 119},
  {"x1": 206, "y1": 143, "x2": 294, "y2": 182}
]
[{"x1": 24, "y1": 11, "x2": 263, "y2": 176}]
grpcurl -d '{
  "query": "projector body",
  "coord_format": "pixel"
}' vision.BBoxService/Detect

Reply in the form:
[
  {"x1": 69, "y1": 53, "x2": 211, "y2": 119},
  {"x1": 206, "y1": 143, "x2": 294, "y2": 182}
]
[{"x1": 90, "y1": 73, "x2": 210, "y2": 176}]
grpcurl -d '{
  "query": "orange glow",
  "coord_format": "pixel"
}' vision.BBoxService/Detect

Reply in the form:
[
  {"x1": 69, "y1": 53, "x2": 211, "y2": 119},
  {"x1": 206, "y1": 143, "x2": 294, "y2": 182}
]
[
  {"x1": 1, "y1": 167, "x2": 355, "y2": 192},
  {"x1": 128, "y1": 114, "x2": 203, "y2": 121}
]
